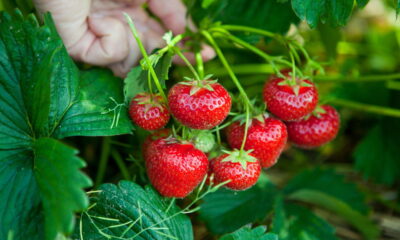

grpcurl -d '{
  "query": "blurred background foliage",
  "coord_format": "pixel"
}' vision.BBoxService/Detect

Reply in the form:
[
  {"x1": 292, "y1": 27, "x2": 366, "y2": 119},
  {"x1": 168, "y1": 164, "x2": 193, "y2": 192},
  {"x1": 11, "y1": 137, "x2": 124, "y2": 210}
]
[{"x1": 1, "y1": 0, "x2": 400, "y2": 239}]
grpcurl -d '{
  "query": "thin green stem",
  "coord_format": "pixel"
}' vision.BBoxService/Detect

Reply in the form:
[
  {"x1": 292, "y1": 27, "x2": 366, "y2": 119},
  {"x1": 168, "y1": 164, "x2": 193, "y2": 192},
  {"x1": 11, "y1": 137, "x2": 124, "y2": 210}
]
[
  {"x1": 95, "y1": 137, "x2": 111, "y2": 187},
  {"x1": 314, "y1": 73, "x2": 400, "y2": 83},
  {"x1": 330, "y1": 99, "x2": 400, "y2": 118},
  {"x1": 215, "y1": 125, "x2": 221, "y2": 145},
  {"x1": 174, "y1": 48, "x2": 201, "y2": 80},
  {"x1": 201, "y1": 31, "x2": 251, "y2": 106},
  {"x1": 147, "y1": 70, "x2": 153, "y2": 94},
  {"x1": 240, "y1": 105, "x2": 250, "y2": 152},
  {"x1": 215, "y1": 30, "x2": 294, "y2": 71},
  {"x1": 202, "y1": 30, "x2": 253, "y2": 151},
  {"x1": 217, "y1": 25, "x2": 276, "y2": 38},
  {"x1": 195, "y1": 51, "x2": 205, "y2": 79},
  {"x1": 125, "y1": 14, "x2": 167, "y2": 101},
  {"x1": 111, "y1": 150, "x2": 131, "y2": 180}
]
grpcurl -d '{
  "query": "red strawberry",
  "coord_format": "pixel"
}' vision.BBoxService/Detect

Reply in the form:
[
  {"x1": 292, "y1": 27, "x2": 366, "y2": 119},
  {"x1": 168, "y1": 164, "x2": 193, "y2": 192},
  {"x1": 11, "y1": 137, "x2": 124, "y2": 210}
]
[
  {"x1": 142, "y1": 129, "x2": 171, "y2": 160},
  {"x1": 226, "y1": 116, "x2": 287, "y2": 168},
  {"x1": 209, "y1": 150, "x2": 260, "y2": 191},
  {"x1": 129, "y1": 93, "x2": 170, "y2": 130},
  {"x1": 168, "y1": 80, "x2": 231, "y2": 129},
  {"x1": 146, "y1": 138, "x2": 208, "y2": 198},
  {"x1": 263, "y1": 71, "x2": 318, "y2": 121},
  {"x1": 286, "y1": 105, "x2": 340, "y2": 148}
]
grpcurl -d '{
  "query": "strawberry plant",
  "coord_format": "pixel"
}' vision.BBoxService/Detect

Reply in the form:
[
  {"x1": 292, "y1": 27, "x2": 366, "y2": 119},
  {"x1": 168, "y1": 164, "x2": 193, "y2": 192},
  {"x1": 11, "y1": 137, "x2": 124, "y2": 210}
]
[{"x1": 1, "y1": 1, "x2": 400, "y2": 240}]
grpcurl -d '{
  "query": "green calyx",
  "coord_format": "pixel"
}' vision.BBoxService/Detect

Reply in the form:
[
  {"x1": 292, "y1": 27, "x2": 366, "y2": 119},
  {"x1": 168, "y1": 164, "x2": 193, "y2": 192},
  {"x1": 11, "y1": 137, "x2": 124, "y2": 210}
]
[
  {"x1": 276, "y1": 74, "x2": 313, "y2": 96},
  {"x1": 134, "y1": 93, "x2": 165, "y2": 113},
  {"x1": 303, "y1": 105, "x2": 327, "y2": 120},
  {"x1": 221, "y1": 149, "x2": 258, "y2": 170},
  {"x1": 180, "y1": 74, "x2": 218, "y2": 95}
]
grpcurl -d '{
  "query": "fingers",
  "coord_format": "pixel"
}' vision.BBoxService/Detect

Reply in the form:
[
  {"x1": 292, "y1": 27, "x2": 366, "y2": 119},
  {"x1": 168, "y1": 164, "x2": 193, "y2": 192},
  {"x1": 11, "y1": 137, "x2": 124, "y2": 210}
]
[
  {"x1": 147, "y1": 0, "x2": 195, "y2": 35},
  {"x1": 109, "y1": 21, "x2": 166, "y2": 77},
  {"x1": 33, "y1": 0, "x2": 91, "y2": 49},
  {"x1": 74, "y1": 15, "x2": 129, "y2": 66}
]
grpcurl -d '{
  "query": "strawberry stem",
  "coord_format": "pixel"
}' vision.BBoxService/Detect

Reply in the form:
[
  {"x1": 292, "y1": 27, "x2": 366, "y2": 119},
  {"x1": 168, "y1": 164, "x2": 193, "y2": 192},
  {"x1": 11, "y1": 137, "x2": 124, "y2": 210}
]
[
  {"x1": 125, "y1": 14, "x2": 167, "y2": 101},
  {"x1": 240, "y1": 104, "x2": 251, "y2": 152},
  {"x1": 202, "y1": 30, "x2": 253, "y2": 151},
  {"x1": 216, "y1": 25, "x2": 277, "y2": 39},
  {"x1": 314, "y1": 73, "x2": 400, "y2": 83},
  {"x1": 213, "y1": 30, "x2": 295, "y2": 74},
  {"x1": 174, "y1": 47, "x2": 201, "y2": 81},
  {"x1": 330, "y1": 98, "x2": 400, "y2": 118},
  {"x1": 195, "y1": 50, "x2": 205, "y2": 79}
]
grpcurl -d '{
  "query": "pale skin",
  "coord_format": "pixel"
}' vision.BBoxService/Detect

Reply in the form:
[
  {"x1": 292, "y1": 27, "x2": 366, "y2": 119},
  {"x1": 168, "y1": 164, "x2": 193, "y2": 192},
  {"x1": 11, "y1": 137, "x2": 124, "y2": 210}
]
[{"x1": 33, "y1": 0, "x2": 215, "y2": 77}]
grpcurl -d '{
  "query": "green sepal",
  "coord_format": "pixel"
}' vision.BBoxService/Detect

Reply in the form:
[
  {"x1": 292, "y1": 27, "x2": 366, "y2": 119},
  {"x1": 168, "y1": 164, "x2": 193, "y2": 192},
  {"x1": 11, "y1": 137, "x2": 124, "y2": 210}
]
[{"x1": 221, "y1": 149, "x2": 257, "y2": 170}]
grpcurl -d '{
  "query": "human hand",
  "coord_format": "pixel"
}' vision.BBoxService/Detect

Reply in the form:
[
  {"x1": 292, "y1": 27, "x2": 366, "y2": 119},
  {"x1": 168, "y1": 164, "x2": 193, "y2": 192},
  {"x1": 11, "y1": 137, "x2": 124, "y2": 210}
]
[{"x1": 33, "y1": 0, "x2": 215, "y2": 77}]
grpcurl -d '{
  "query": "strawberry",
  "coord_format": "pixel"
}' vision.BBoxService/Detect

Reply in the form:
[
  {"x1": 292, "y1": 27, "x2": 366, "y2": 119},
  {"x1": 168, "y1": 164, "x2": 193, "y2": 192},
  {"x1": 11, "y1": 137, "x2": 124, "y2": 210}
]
[
  {"x1": 286, "y1": 105, "x2": 340, "y2": 148},
  {"x1": 146, "y1": 138, "x2": 208, "y2": 198},
  {"x1": 193, "y1": 131, "x2": 216, "y2": 153},
  {"x1": 263, "y1": 71, "x2": 318, "y2": 121},
  {"x1": 209, "y1": 150, "x2": 260, "y2": 191},
  {"x1": 142, "y1": 129, "x2": 171, "y2": 160},
  {"x1": 168, "y1": 80, "x2": 231, "y2": 129},
  {"x1": 226, "y1": 115, "x2": 287, "y2": 168},
  {"x1": 129, "y1": 93, "x2": 170, "y2": 130}
]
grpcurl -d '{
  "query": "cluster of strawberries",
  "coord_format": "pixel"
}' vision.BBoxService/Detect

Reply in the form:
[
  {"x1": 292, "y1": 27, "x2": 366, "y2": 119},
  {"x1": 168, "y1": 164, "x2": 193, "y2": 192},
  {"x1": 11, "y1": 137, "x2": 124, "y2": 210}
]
[{"x1": 129, "y1": 70, "x2": 340, "y2": 198}]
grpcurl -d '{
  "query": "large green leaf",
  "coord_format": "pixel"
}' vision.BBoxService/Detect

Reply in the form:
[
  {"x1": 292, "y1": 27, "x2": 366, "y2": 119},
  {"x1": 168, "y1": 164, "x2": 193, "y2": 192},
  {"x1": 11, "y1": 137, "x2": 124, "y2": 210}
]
[
  {"x1": 74, "y1": 181, "x2": 193, "y2": 240},
  {"x1": 199, "y1": 175, "x2": 278, "y2": 234},
  {"x1": 220, "y1": 226, "x2": 278, "y2": 240},
  {"x1": 354, "y1": 119, "x2": 400, "y2": 185},
  {"x1": 291, "y1": 0, "x2": 367, "y2": 28},
  {"x1": 0, "y1": 138, "x2": 91, "y2": 240},
  {"x1": 53, "y1": 69, "x2": 133, "y2": 138},
  {"x1": 34, "y1": 138, "x2": 92, "y2": 240},
  {"x1": 0, "y1": 10, "x2": 131, "y2": 240},
  {"x1": 283, "y1": 168, "x2": 369, "y2": 214},
  {"x1": 273, "y1": 201, "x2": 337, "y2": 240},
  {"x1": 0, "y1": 149, "x2": 44, "y2": 240},
  {"x1": 190, "y1": 0, "x2": 299, "y2": 37}
]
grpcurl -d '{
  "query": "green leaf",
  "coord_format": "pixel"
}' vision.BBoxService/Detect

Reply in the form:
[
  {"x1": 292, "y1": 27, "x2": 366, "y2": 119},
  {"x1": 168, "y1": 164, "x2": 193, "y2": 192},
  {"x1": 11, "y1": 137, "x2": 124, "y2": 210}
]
[
  {"x1": 53, "y1": 69, "x2": 133, "y2": 138},
  {"x1": 291, "y1": 0, "x2": 366, "y2": 28},
  {"x1": 273, "y1": 201, "x2": 337, "y2": 240},
  {"x1": 357, "y1": 0, "x2": 369, "y2": 8},
  {"x1": 124, "y1": 53, "x2": 172, "y2": 103},
  {"x1": 0, "y1": 148, "x2": 44, "y2": 240},
  {"x1": 397, "y1": 0, "x2": 400, "y2": 15},
  {"x1": 190, "y1": 0, "x2": 299, "y2": 37},
  {"x1": 288, "y1": 190, "x2": 379, "y2": 240},
  {"x1": 199, "y1": 175, "x2": 278, "y2": 234},
  {"x1": 220, "y1": 226, "x2": 278, "y2": 240},
  {"x1": 283, "y1": 168, "x2": 369, "y2": 214},
  {"x1": 33, "y1": 138, "x2": 92, "y2": 240},
  {"x1": 0, "y1": 10, "x2": 133, "y2": 240},
  {"x1": 75, "y1": 181, "x2": 193, "y2": 240},
  {"x1": 354, "y1": 119, "x2": 400, "y2": 185},
  {"x1": 201, "y1": 0, "x2": 217, "y2": 8},
  {"x1": 0, "y1": 138, "x2": 91, "y2": 240}
]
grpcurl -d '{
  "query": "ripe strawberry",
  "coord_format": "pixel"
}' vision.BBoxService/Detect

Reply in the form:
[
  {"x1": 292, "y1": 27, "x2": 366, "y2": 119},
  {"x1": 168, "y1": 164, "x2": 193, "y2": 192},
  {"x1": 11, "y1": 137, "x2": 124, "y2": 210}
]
[
  {"x1": 142, "y1": 129, "x2": 171, "y2": 160},
  {"x1": 286, "y1": 105, "x2": 340, "y2": 148},
  {"x1": 146, "y1": 138, "x2": 208, "y2": 198},
  {"x1": 263, "y1": 71, "x2": 318, "y2": 121},
  {"x1": 129, "y1": 93, "x2": 170, "y2": 130},
  {"x1": 168, "y1": 80, "x2": 231, "y2": 129},
  {"x1": 226, "y1": 116, "x2": 287, "y2": 168},
  {"x1": 209, "y1": 150, "x2": 260, "y2": 191}
]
